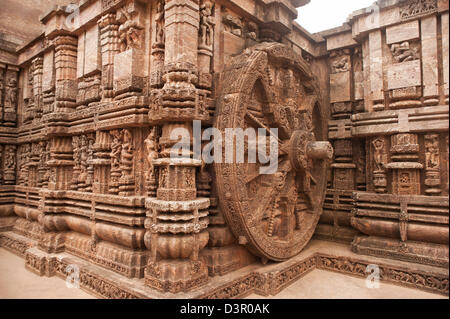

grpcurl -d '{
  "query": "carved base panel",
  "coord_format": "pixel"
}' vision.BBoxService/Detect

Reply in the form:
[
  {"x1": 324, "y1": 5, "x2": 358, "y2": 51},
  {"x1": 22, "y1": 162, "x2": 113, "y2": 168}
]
[
  {"x1": 200, "y1": 245, "x2": 257, "y2": 277},
  {"x1": 314, "y1": 224, "x2": 360, "y2": 244},
  {"x1": 145, "y1": 260, "x2": 209, "y2": 294},
  {"x1": 0, "y1": 231, "x2": 36, "y2": 257},
  {"x1": 13, "y1": 217, "x2": 42, "y2": 241},
  {"x1": 0, "y1": 216, "x2": 17, "y2": 231},
  {"x1": 65, "y1": 232, "x2": 148, "y2": 279},
  {"x1": 2, "y1": 234, "x2": 447, "y2": 298},
  {"x1": 352, "y1": 235, "x2": 449, "y2": 268}
]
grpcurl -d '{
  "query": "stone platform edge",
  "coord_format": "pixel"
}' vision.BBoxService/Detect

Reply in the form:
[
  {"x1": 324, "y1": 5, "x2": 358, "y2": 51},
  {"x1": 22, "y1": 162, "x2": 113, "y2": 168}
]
[{"x1": 0, "y1": 232, "x2": 448, "y2": 298}]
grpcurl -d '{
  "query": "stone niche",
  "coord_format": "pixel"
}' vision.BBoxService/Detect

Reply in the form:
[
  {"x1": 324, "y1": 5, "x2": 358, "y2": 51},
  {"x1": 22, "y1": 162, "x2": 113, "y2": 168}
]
[{"x1": 113, "y1": 48, "x2": 145, "y2": 96}]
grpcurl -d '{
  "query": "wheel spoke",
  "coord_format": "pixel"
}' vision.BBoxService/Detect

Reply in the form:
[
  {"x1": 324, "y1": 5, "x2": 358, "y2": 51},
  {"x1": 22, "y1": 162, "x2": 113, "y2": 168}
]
[{"x1": 245, "y1": 111, "x2": 282, "y2": 144}]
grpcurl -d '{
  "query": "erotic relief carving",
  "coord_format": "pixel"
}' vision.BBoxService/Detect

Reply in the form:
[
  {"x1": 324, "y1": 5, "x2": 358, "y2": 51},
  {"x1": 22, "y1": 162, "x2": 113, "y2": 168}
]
[
  {"x1": 153, "y1": 0, "x2": 165, "y2": 48},
  {"x1": 199, "y1": 0, "x2": 215, "y2": 49},
  {"x1": 391, "y1": 41, "x2": 419, "y2": 63},
  {"x1": 117, "y1": 2, "x2": 143, "y2": 52},
  {"x1": 144, "y1": 128, "x2": 159, "y2": 180},
  {"x1": 330, "y1": 49, "x2": 351, "y2": 73},
  {"x1": 4, "y1": 77, "x2": 17, "y2": 113},
  {"x1": 425, "y1": 134, "x2": 440, "y2": 170}
]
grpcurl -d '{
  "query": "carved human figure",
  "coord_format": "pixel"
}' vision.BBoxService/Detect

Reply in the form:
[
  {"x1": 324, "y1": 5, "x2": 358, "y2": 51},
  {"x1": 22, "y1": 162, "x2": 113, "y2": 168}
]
[
  {"x1": 5, "y1": 78, "x2": 17, "y2": 112},
  {"x1": 4, "y1": 145, "x2": 17, "y2": 184},
  {"x1": 120, "y1": 129, "x2": 134, "y2": 178},
  {"x1": 72, "y1": 136, "x2": 81, "y2": 170},
  {"x1": 199, "y1": 0, "x2": 215, "y2": 47},
  {"x1": 154, "y1": 0, "x2": 165, "y2": 48},
  {"x1": 119, "y1": 20, "x2": 142, "y2": 51},
  {"x1": 4, "y1": 146, "x2": 15, "y2": 169},
  {"x1": 332, "y1": 57, "x2": 349, "y2": 73},
  {"x1": 391, "y1": 42, "x2": 418, "y2": 63},
  {"x1": 372, "y1": 138, "x2": 386, "y2": 172},
  {"x1": 110, "y1": 130, "x2": 122, "y2": 172},
  {"x1": 425, "y1": 135, "x2": 440, "y2": 169},
  {"x1": 144, "y1": 129, "x2": 159, "y2": 179}
]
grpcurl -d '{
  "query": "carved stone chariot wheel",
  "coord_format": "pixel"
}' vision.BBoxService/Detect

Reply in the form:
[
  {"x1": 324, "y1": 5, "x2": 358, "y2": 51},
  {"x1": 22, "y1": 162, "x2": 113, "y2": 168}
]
[{"x1": 214, "y1": 43, "x2": 333, "y2": 261}]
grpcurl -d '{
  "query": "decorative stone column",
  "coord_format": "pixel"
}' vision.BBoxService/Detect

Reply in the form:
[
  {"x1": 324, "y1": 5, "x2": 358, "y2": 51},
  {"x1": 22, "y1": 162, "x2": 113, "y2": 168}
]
[
  {"x1": 2, "y1": 66, "x2": 19, "y2": 126},
  {"x1": 424, "y1": 134, "x2": 441, "y2": 195},
  {"x1": 31, "y1": 57, "x2": 43, "y2": 120},
  {"x1": 150, "y1": 0, "x2": 165, "y2": 89},
  {"x1": 3, "y1": 145, "x2": 17, "y2": 185},
  {"x1": 144, "y1": 0, "x2": 210, "y2": 293},
  {"x1": 54, "y1": 35, "x2": 78, "y2": 112},
  {"x1": 92, "y1": 131, "x2": 112, "y2": 194},
  {"x1": 371, "y1": 136, "x2": 388, "y2": 193},
  {"x1": 98, "y1": 13, "x2": 121, "y2": 100},
  {"x1": 385, "y1": 134, "x2": 422, "y2": 195}
]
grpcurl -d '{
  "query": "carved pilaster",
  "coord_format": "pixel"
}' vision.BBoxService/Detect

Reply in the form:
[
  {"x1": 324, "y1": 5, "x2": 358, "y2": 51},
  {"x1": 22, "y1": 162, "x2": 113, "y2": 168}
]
[
  {"x1": 30, "y1": 57, "x2": 44, "y2": 120},
  {"x1": 371, "y1": 137, "x2": 388, "y2": 193},
  {"x1": 54, "y1": 35, "x2": 78, "y2": 112},
  {"x1": 386, "y1": 134, "x2": 422, "y2": 195},
  {"x1": 150, "y1": 0, "x2": 165, "y2": 88},
  {"x1": 0, "y1": 145, "x2": 3, "y2": 183},
  {"x1": 144, "y1": 0, "x2": 210, "y2": 293},
  {"x1": 48, "y1": 137, "x2": 74, "y2": 191},
  {"x1": 109, "y1": 129, "x2": 122, "y2": 195},
  {"x1": 2, "y1": 145, "x2": 16, "y2": 185},
  {"x1": 144, "y1": 128, "x2": 159, "y2": 197},
  {"x1": 92, "y1": 131, "x2": 112, "y2": 194},
  {"x1": 4, "y1": 68, "x2": 18, "y2": 126},
  {"x1": 424, "y1": 134, "x2": 441, "y2": 195},
  {"x1": 99, "y1": 13, "x2": 121, "y2": 99},
  {"x1": 113, "y1": 0, "x2": 146, "y2": 99},
  {"x1": 118, "y1": 129, "x2": 135, "y2": 196},
  {"x1": 198, "y1": 0, "x2": 215, "y2": 89}
]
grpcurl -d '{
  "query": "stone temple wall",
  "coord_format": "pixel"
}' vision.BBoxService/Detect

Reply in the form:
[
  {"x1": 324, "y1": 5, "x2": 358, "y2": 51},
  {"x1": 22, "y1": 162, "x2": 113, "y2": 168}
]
[
  {"x1": 315, "y1": 0, "x2": 449, "y2": 269},
  {"x1": 0, "y1": 0, "x2": 448, "y2": 297}
]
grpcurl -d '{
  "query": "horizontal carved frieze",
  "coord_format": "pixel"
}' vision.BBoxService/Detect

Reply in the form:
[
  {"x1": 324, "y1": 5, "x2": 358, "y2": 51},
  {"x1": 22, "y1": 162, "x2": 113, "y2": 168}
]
[{"x1": 351, "y1": 105, "x2": 449, "y2": 137}]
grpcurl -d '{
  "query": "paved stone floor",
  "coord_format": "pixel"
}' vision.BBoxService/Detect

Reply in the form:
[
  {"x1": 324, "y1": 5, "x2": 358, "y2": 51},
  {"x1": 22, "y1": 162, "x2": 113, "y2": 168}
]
[
  {"x1": 0, "y1": 248, "x2": 94, "y2": 299},
  {"x1": 0, "y1": 248, "x2": 446, "y2": 299}
]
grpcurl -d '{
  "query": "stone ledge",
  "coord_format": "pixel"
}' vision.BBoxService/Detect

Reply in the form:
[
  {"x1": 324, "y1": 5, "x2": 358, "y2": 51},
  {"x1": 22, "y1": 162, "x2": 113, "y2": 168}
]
[{"x1": 1, "y1": 233, "x2": 447, "y2": 298}]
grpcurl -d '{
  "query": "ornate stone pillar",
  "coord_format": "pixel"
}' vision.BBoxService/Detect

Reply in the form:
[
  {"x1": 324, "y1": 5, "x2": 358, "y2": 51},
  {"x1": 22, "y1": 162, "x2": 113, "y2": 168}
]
[
  {"x1": 144, "y1": 0, "x2": 210, "y2": 293},
  {"x1": 2, "y1": 144, "x2": 17, "y2": 185},
  {"x1": 31, "y1": 57, "x2": 43, "y2": 121},
  {"x1": 92, "y1": 131, "x2": 112, "y2": 194},
  {"x1": 424, "y1": 134, "x2": 441, "y2": 195},
  {"x1": 385, "y1": 134, "x2": 422, "y2": 196},
  {"x1": 98, "y1": 13, "x2": 121, "y2": 100},
  {"x1": 0, "y1": 145, "x2": 3, "y2": 183},
  {"x1": 150, "y1": 0, "x2": 165, "y2": 89},
  {"x1": 2, "y1": 66, "x2": 19, "y2": 126},
  {"x1": 54, "y1": 35, "x2": 78, "y2": 112},
  {"x1": 197, "y1": 0, "x2": 214, "y2": 90},
  {"x1": 371, "y1": 136, "x2": 388, "y2": 193}
]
